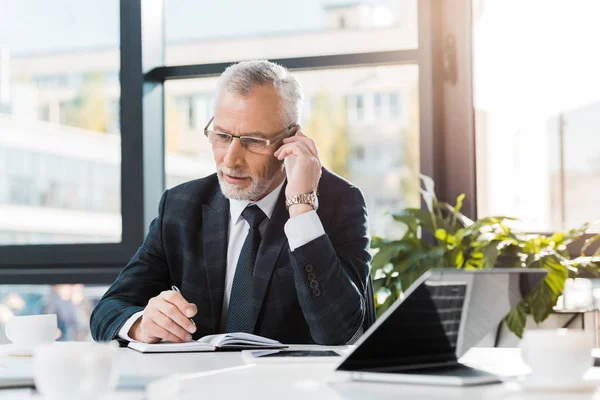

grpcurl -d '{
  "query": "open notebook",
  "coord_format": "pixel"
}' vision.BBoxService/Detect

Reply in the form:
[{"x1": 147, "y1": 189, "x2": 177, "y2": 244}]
[{"x1": 127, "y1": 332, "x2": 287, "y2": 353}]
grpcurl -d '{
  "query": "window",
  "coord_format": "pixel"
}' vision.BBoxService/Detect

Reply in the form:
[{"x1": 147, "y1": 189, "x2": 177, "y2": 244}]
[
  {"x1": 165, "y1": 65, "x2": 420, "y2": 238},
  {"x1": 38, "y1": 105, "x2": 50, "y2": 122},
  {"x1": 389, "y1": 92, "x2": 401, "y2": 119},
  {"x1": 473, "y1": 0, "x2": 600, "y2": 231},
  {"x1": 354, "y1": 146, "x2": 365, "y2": 161},
  {"x1": 374, "y1": 92, "x2": 382, "y2": 118},
  {"x1": 106, "y1": 98, "x2": 120, "y2": 134},
  {"x1": 187, "y1": 97, "x2": 195, "y2": 130},
  {"x1": 165, "y1": 0, "x2": 418, "y2": 65},
  {"x1": 356, "y1": 95, "x2": 365, "y2": 121},
  {"x1": 0, "y1": 1, "x2": 123, "y2": 246}
]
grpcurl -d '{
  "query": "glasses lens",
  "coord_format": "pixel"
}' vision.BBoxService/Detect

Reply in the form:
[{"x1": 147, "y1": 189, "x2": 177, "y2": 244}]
[
  {"x1": 209, "y1": 132, "x2": 232, "y2": 146},
  {"x1": 241, "y1": 137, "x2": 268, "y2": 152}
]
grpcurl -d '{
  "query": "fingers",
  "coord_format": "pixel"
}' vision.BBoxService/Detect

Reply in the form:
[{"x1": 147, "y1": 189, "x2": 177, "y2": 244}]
[
  {"x1": 159, "y1": 290, "x2": 197, "y2": 318},
  {"x1": 143, "y1": 316, "x2": 189, "y2": 343},
  {"x1": 282, "y1": 130, "x2": 319, "y2": 158},
  {"x1": 142, "y1": 303, "x2": 192, "y2": 342},
  {"x1": 138, "y1": 293, "x2": 197, "y2": 343},
  {"x1": 274, "y1": 141, "x2": 314, "y2": 162},
  {"x1": 154, "y1": 299, "x2": 197, "y2": 335},
  {"x1": 151, "y1": 310, "x2": 192, "y2": 342}
]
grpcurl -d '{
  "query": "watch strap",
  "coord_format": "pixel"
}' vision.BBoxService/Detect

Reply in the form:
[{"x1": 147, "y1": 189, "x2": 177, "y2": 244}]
[{"x1": 285, "y1": 191, "x2": 317, "y2": 210}]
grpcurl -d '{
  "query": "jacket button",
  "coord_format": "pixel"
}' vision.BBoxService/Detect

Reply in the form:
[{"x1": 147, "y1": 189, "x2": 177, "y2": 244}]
[
  {"x1": 312, "y1": 288, "x2": 322, "y2": 297},
  {"x1": 307, "y1": 273, "x2": 316, "y2": 281},
  {"x1": 305, "y1": 264, "x2": 314, "y2": 273},
  {"x1": 310, "y1": 280, "x2": 319, "y2": 289}
]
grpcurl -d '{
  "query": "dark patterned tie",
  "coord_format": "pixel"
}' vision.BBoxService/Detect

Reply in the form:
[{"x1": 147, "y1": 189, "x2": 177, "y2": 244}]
[{"x1": 225, "y1": 205, "x2": 267, "y2": 333}]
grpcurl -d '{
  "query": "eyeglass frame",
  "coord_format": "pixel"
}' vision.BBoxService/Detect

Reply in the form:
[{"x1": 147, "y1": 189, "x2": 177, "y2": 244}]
[{"x1": 203, "y1": 116, "x2": 298, "y2": 151}]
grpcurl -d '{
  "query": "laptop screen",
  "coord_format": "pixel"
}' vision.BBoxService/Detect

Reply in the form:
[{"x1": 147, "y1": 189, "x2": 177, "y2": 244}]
[{"x1": 337, "y1": 269, "x2": 547, "y2": 372}]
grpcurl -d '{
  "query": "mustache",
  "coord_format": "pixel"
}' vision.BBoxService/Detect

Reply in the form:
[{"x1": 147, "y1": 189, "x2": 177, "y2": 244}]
[{"x1": 218, "y1": 167, "x2": 251, "y2": 179}]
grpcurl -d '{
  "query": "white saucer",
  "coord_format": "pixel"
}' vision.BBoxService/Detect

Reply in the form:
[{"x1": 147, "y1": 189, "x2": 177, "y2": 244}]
[{"x1": 515, "y1": 376, "x2": 600, "y2": 393}]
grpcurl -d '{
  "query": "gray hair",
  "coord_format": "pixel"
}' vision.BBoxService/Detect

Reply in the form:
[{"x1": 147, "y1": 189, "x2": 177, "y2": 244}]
[{"x1": 216, "y1": 60, "x2": 304, "y2": 124}]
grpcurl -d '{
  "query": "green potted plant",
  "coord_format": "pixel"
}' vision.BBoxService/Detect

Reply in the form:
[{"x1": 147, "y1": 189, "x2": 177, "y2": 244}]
[{"x1": 371, "y1": 175, "x2": 600, "y2": 337}]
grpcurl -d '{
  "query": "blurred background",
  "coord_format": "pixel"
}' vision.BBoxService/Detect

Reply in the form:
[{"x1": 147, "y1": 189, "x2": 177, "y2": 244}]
[{"x1": 0, "y1": 0, "x2": 599, "y2": 341}]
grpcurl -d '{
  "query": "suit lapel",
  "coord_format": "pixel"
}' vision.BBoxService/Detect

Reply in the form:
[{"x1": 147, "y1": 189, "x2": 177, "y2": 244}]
[
  {"x1": 248, "y1": 188, "x2": 289, "y2": 332},
  {"x1": 202, "y1": 189, "x2": 229, "y2": 333}
]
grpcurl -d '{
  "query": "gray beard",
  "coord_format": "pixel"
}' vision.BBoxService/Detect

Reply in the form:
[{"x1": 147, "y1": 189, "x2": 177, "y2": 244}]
[{"x1": 217, "y1": 171, "x2": 275, "y2": 201}]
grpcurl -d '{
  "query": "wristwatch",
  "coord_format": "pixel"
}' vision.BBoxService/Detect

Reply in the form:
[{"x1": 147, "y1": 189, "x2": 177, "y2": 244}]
[{"x1": 285, "y1": 190, "x2": 319, "y2": 211}]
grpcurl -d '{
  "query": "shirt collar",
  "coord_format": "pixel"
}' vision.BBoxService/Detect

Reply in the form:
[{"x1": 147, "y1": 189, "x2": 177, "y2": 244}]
[{"x1": 229, "y1": 179, "x2": 285, "y2": 224}]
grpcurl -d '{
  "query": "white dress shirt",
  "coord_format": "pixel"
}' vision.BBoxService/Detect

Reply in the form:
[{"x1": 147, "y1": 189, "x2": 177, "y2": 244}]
[{"x1": 118, "y1": 180, "x2": 325, "y2": 341}]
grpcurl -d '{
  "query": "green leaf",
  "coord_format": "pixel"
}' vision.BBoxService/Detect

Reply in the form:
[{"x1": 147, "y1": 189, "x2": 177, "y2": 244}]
[
  {"x1": 463, "y1": 216, "x2": 518, "y2": 238},
  {"x1": 371, "y1": 241, "x2": 410, "y2": 270},
  {"x1": 392, "y1": 247, "x2": 446, "y2": 275},
  {"x1": 571, "y1": 257, "x2": 600, "y2": 277},
  {"x1": 559, "y1": 222, "x2": 591, "y2": 247},
  {"x1": 526, "y1": 281, "x2": 558, "y2": 324},
  {"x1": 390, "y1": 215, "x2": 419, "y2": 237},
  {"x1": 376, "y1": 290, "x2": 398, "y2": 318},
  {"x1": 504, "y1": 300, "x2": 528, "y2": 338},
  {"x1": 451, "y1": 193, "x2": 465, "y2": 229},
  {"x1": 434, "y1": 202, "x2": 473, "y2": 229},
  {"x1": 548, "y1": 231, "x2": 565, "y2": 246},
  {"x1": 455, "y1": 250, "x2": 465, "y2": 268},
  {"x1": 434, "y1": 228, "x2": 456, "y2": 247},
  {"x1": 581, "y1": 233, "x2": 600, "y2": 256},
  {"x1": 370, "y1": 236, "x2": 391, "y2": 248},
  {"x1": 464, "y1": 250, "x2": 485, "y2": 270},
  {"x1": 392, "y1": 208, "x2": 437, "y2": 233},
  {"x1": 538, "y1": 253, "x2": 569, "y2": 295},
  {"x1": 398, "y1": 265, "x2": 430, "y2": 292},
  {"x1": 435, "y1": 228, "x2": 447, "y2": 242},
  {"x1": 481, "y1": 241, "x2": 501, "y2": 268}
]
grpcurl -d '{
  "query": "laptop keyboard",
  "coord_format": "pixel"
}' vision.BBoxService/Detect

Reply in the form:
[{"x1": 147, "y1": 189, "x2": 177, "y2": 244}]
[{"x1": 424, "y1": 282, "x2": 467, "y2": 349}]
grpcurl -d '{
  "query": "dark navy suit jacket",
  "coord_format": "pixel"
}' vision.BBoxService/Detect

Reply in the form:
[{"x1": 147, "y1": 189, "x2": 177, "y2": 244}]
[{"x1": 90, "y1": 168, "x2": 371, "y2": 345}]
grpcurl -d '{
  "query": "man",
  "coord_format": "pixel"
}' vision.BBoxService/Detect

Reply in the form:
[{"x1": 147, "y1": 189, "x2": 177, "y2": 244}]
[{"x1": 90, "y1": 60, "x2": 371, "y2": 345}]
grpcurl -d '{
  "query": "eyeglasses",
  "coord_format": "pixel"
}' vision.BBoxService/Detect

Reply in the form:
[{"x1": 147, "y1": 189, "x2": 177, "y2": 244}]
[{"x1": 204, "y1": 116, "x2": 297, "y2": 154}]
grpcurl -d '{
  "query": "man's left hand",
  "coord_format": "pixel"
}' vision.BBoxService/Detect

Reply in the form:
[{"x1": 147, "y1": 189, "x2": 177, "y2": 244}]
[{"x1": 274, "y1": 130, "x2": 322, "y2": 215}]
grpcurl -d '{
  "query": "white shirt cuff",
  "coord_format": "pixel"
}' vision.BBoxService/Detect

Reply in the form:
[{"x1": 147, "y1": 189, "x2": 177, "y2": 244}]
[
  {"x1": 117, "y1": 310, "x2": 144, "y2": 341},
  {"x1": 284, "y1": 210, "x2": 325, "y2": 251}
]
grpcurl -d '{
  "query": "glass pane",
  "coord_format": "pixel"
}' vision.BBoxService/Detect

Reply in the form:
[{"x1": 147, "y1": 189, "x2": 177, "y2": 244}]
[
  {"x1": 0, "y1": 285, "x2": 108, "y2": 343},
  {"x1": 473, "y1": 0, "x2": 600, "y2": 231},
  {"x1": 0, "y1": 0, "x2": 121, "y2": 244},
  {"x1": 165, "y1": 0, "x2": 418, "y2": 65},
  {"x1": 165, "y1": 65, "x2": 419, "y2": 238}
]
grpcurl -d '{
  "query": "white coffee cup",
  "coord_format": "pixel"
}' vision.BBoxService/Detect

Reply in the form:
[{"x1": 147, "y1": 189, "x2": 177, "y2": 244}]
[
  {"x1": 520, "y1": 329, "x2": 592, "y2": 384},
  {"x1": 34, "y1": 341, "x2": 119, "y2": 400},
  {"x1": 4, "y1": 314, "x2": 57, "y2": 351}
]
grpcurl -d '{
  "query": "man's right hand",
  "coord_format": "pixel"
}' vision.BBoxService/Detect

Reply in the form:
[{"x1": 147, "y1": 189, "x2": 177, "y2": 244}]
[{"x1": 129, "y1": 290, "x2": 198, "y2": 343}]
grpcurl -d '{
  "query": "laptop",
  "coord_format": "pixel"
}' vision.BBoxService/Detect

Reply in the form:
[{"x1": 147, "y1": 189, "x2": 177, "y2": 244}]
[{"x1": 336, "y1": 269, "x2": 547, "y2": 386}]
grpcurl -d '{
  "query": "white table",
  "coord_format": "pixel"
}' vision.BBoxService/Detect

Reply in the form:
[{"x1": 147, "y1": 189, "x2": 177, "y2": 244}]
[{"x1": 2, "y1": 346, "x2": 600, "y2": 400}]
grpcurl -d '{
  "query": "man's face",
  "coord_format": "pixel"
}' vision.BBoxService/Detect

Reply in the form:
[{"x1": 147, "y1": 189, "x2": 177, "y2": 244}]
[{"x1": 212, "y1": 85, "x2": 287, "y2": 201}]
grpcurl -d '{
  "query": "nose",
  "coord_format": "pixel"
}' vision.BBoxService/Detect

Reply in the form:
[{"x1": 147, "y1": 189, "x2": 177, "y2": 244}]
[{"x1": 222, "y1": 137, "x2": 246, "y2": 169}]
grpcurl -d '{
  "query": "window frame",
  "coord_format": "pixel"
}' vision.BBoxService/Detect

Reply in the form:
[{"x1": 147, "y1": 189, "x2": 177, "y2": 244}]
[
  {"x1": 462, "y1": 0, "x2": 600, "y2": 256},
  {"x1": 0, "y1": 0, "x2": 165, "y2": 284},
  {"x1": 0, "y1": 0, "x2": 479, "y2": 283}
]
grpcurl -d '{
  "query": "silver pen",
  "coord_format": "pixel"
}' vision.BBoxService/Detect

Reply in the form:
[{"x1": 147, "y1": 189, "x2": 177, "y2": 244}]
[{"x1": 171, "y1": 285, "x2": 196, "y2": 325}]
